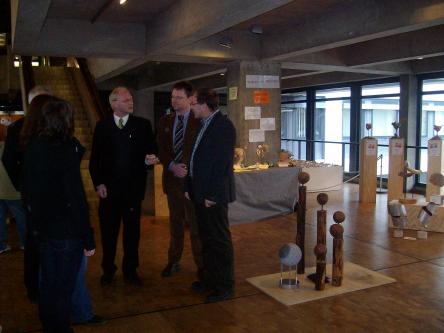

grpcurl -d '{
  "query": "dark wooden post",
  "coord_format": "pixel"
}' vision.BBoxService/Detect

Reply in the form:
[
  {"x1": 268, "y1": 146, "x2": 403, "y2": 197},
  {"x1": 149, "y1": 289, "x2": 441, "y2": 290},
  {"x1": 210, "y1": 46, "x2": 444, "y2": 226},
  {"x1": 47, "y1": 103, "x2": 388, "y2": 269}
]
[
  {"x1": 314, "y1": 244, "x2": 327, "y2": 290},
  {"x1": 296, "y1": 172, "x2": 310, "y2": 274},
  {"x1": 330, "y1": 211, "x2": 345, "y2": 287}
]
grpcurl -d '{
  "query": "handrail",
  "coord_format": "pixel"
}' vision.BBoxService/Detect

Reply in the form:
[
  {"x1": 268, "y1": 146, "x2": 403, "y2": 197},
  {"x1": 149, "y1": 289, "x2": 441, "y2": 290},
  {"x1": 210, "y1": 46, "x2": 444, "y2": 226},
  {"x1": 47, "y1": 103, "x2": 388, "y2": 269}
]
[{"x1": 76, "y1": 57, "x2": 107, "y2": 120}]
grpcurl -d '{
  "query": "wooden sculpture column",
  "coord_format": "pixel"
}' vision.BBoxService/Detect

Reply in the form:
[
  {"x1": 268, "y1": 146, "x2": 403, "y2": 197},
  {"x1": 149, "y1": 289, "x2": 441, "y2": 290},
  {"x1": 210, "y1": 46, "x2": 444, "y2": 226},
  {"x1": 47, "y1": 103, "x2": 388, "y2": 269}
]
[
  {"x1": 387, "y1": 137, "x2": 405, "y2": 202},
  {"x1": 314, "y1": 193, "x2": 328, "y2": 290},
  {"x1": 359, "y1": 137, "x2": 378, "y2": 203},
  {"x1": 330, "y1": 211, "x2": 345, "y2": 287},
  {"x1": 426, "y1": 138, "x2": 444, "y2": 200},
  {"x1": 296, "y1": 171, "x2": 310, "y2": 274}
]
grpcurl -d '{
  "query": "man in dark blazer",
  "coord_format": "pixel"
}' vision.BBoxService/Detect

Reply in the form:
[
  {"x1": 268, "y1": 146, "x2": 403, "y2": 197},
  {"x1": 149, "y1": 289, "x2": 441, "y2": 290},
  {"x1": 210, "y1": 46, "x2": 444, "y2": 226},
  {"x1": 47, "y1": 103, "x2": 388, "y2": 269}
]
[
  {"x1": 157, "y1": 81, "x2": 203, "y2": 278},
  {"x1": 89, "y1": 87, "x2": 157, "y2": 286},
  {"x1": 185, "y1": 88, "x2": 236, "y2": 303}
]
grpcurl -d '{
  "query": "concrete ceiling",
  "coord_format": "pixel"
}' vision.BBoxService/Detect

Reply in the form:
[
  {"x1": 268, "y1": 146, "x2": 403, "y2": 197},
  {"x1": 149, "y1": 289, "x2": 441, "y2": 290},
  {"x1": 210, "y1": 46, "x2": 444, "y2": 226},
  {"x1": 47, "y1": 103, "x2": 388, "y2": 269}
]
[{"x1": 10, "y1": 0, "x2": 444, "y2": 91}]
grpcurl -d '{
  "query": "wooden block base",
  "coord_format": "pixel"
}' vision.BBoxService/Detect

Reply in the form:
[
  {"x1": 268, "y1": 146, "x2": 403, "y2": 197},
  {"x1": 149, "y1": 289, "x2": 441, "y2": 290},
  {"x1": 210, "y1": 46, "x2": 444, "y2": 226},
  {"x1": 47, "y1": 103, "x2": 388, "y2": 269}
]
[{"x1": 399, "y1": 198, "x2": 417, "y2": 205}]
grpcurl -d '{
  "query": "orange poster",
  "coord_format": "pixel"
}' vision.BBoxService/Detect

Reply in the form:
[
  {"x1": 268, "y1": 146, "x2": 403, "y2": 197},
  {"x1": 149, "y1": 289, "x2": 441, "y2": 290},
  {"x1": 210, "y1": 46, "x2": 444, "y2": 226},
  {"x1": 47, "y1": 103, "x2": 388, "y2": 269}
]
[{"x1": 253, "y1": 90, "x2": 270, "y2": 104}]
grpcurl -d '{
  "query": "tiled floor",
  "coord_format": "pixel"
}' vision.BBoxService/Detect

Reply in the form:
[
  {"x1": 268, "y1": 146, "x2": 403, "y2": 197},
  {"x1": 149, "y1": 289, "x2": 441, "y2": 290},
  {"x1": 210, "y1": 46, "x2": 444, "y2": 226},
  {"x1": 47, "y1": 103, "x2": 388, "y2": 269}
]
[{"x1": 2, "y1": 184, "x2": 444, "y2": 332}]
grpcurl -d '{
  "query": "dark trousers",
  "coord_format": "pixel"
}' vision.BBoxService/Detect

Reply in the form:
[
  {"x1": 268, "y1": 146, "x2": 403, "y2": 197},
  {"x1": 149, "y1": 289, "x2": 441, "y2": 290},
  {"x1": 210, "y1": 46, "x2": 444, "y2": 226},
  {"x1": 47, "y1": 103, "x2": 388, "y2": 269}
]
[
  {"x1": 194, "y1": 203, "x2": 234, "y2": 292},
  {"x1": 39, "y1": 239, "x2": 83, "y2": 333},
  {"x1": 166, "y1": 190, "x2": 203, "y2": 276},
  {"x1": 24, "y1": 221, "x2": 40, "y2": 300},
  {"x1": 99, "y1": 195, "x2": 141, "y2": 276}
]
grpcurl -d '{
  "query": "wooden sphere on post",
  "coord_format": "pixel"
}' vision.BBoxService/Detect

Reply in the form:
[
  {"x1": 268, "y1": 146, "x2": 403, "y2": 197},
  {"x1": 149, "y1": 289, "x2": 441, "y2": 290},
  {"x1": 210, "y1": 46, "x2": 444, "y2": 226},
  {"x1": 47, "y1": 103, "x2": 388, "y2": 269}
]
[
  {"x1": 298, "y1": 172, "x2": 310, "y2": 185},
  {"x1": 330, "y1": 223, "x2": 344, "y2": 238},
  {"x1": 317, "y1": 193, "x2": 329, "y2": 207},
  {"x1": 333, "y1": 211, "x2": 345, "y2": 224},
  {"x1": 314, "y1": 243, "x2": 327, "y2": 257}
]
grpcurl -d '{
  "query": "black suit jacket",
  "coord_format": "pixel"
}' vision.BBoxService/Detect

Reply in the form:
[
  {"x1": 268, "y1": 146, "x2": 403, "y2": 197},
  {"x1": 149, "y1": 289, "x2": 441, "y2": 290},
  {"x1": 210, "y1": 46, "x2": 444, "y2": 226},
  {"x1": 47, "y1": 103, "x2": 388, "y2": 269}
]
[
  {"x1": 186, "y1": 112, "x2": 236, "y2": 205},
  {"x1": 89, "y1": 114, "x2": 156, "y2": 202},
  {"x1": 22, "y1": 137, "x2": 95, "y2": 250}
]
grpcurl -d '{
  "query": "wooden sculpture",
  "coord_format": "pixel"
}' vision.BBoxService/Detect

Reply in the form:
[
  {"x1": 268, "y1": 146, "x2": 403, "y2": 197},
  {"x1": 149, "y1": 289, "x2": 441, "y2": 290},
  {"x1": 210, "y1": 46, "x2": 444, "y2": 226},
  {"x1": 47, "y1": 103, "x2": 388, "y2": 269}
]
[
  {"x1": 314, "y1": 244, "x2": 327, "y2": 291},
  {"x1": 330, "y1": 211, "x2": 345, "y2": 287},
  {"x1": 313, "y1": 193, "x2": 328, "y2": 290},
  {"x1": 391, "y1": 121, "x2": 400, "y2": 138},
  {"x1": 398, "y1": 161, "x2": 421, "y2": 204},
  {"x1": 295, "y1": 171, "x2": 309, "y2": 274}
]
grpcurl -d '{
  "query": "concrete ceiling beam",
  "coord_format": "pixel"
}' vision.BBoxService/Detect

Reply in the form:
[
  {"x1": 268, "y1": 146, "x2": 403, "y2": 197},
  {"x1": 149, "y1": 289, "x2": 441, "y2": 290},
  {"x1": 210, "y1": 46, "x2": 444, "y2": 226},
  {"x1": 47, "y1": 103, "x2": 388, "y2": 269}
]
[{"x1": 263, "y1": 0, "x2": 444, "y2": 60}]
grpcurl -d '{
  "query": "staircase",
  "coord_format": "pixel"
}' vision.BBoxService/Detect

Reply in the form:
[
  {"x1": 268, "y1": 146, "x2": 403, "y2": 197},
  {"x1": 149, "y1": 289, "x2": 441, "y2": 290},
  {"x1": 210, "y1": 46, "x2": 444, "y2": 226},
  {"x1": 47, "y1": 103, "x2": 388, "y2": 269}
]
[{"x1": 33, "y1": 67, "x2": 99, "y2": 211}]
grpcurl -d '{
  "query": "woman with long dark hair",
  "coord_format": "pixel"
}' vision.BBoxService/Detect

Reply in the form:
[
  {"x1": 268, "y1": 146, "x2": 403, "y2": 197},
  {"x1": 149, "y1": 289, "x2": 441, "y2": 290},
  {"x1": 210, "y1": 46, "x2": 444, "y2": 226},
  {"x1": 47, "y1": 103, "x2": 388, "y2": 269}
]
[{"x1": 22, "y1": 98, "x2": 95, "y2": 333}]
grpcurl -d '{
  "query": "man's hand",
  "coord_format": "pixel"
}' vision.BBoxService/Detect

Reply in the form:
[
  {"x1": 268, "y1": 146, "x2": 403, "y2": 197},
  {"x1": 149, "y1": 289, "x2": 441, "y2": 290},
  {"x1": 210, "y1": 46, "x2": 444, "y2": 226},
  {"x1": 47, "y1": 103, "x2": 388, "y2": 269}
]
[
  {"x1": 145, "y1": 154, "x2": 159, "y2": 166},
  {"x1": 204, "y1": 199, "x2": 216, "y2": 208},
  {"x1": 84, "y1": 249, "x2": 96, "y2": 257},
  {"x1": 96, "y1": 184, "x2": 107, "y2": 199},
  {"x1": 171, "y1": 163, "x2": 188, "y2": 178},
  {"x1": 185, "y1": 192, "x2": 190, "y2": 200}
]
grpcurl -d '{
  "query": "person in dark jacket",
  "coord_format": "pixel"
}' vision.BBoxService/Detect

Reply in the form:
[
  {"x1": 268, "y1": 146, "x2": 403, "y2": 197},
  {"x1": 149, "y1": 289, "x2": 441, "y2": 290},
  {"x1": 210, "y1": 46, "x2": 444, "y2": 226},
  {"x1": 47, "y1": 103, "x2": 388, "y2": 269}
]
[
  {"x1": 22, "y1": 98, "x2": 95, "y2": 333},
  {"x1": 89, "y1": 87, "x2": 158, "y2": 286},
  {"x1": 185, "y1": 88, "x2": 236, "y2": 303}
]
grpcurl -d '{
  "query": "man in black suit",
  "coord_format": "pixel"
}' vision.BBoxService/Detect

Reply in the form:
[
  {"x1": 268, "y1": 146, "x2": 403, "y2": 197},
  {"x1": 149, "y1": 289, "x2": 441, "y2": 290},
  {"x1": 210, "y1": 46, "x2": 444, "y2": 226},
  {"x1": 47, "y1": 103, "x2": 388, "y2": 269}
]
[
  {"x1": 89, "y1": 87, "x2": 157, "y2": 286},
  {"x1": 185, "y1": 88, "x2": 236, "y2": 303}
]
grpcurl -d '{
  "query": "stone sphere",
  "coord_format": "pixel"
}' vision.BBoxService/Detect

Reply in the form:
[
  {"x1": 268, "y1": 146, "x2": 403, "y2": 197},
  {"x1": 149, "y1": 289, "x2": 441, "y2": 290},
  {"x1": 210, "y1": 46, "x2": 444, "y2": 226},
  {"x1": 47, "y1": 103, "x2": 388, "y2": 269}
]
[
  {"x1": 298, "y1": 172, "x2": 310, "y2": 184},
  {"x1": 314, "y1": 244, "x2": 327, "y2": 256},
  {"x1": 317, "y1": 193, "x2": 329, "y2": 206},
  {"x1": 278, "y1": 243, "x2": 302, "y2": 267},
  {"x1": 333, "y1": 211, "x2": 346, "y2": 224},
  {"x1": 330, "y1": 223, "x2": 344, "y2": 237},
  {"x1": 430, "y1": 173, "x2": 444, "y2": 187}
]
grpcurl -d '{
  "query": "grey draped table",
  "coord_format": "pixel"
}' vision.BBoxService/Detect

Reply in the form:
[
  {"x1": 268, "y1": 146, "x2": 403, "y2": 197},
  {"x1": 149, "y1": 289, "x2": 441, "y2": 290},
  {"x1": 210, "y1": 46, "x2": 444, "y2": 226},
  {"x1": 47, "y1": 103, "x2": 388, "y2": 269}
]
[{"x1": 228, "y1": 167, "x2": 301, "y2": 224}]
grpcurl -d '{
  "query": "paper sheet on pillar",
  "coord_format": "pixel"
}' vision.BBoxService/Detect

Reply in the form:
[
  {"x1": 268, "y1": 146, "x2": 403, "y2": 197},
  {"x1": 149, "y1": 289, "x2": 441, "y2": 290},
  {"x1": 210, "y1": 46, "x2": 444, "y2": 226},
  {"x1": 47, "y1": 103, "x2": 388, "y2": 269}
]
[
  {"x1": 249, "y1": 129, "x2": 265, "y2": 142},
  {"x1": 260, "y1": 118, "x2": 275, "y2": 131}
]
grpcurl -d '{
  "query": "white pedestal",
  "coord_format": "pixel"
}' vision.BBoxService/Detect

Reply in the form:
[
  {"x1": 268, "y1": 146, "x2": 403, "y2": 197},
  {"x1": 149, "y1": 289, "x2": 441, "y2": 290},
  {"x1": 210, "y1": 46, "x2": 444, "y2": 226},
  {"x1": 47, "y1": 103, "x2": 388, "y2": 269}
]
[
  {"x1": 393, "y1": 229, "x2": 404, "y2": 238},
  {"x1": 359, "y1": 138, "x2": 378, "y2": 203},
  {"x1": 387, "y1": 138, "x2": 405, "y2": 203},
  {"x1": 417, "y1": 230, "x2": 428, "y2": 239},
  {"x1": 426, "y1": 139, "x2": 444, "y2": 201}
]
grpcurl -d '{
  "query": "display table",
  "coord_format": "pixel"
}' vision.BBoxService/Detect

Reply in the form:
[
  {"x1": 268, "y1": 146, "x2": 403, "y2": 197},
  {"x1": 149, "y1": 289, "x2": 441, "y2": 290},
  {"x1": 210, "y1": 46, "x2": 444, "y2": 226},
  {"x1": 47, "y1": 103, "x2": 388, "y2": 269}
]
[
  {"x1": 154, "y1": 166, "x2": 301, "y2": 224},
  {"x1": 229, "y1": 167, "x2": 301, "y2": 224}
]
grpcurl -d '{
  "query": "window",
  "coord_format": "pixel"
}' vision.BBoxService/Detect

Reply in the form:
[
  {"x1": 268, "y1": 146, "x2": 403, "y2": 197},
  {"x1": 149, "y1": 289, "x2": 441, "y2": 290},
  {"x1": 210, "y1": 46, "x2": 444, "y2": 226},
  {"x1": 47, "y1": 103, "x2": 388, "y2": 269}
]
[
  {"x1": 419, "y1": 78, "x2": 444, "y2": 183},
  {"x1": 281, "y1": 91, "x2": 307, "y2": 159},
  {"x1": 314, "y1": 87, "x2": 351, "y2": 171},
  {"x1": 360, "y1": 82, "x2": 400, "y2": 176}
]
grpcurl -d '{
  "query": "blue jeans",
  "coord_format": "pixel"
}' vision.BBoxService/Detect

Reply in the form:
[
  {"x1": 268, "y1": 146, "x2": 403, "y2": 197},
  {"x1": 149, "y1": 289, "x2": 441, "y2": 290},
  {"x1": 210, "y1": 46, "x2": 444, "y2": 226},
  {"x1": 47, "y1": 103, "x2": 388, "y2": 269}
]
[
  {"x1": 39, "y1": 239, "x2": 83, "y2": 333},
  {"x1": 71, "y1": 255, "x2": 93, "y2": 323},
  {"x1": 0, "y1": 199, "x2": 26, "y2": 250}
]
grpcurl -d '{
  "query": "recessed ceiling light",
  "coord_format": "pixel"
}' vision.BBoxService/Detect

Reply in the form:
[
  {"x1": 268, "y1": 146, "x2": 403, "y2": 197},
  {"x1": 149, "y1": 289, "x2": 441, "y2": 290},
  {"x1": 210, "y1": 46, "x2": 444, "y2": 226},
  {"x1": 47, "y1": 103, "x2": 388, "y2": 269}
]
[
  {"x1": 119, "y1": 0, "x2": 127, "y2": 5},
  {"x1": 250, "y1": 24, "x2": 263, "y2": 34},
  {"x1": 218, "y1": 36, "x2": 233, "y2": 49},
  {"x1": 220, "y1": 73, "x2": 225, "y2": 76},
  {"x1": 416, "y1": 57, "x2": 424, "y2": 60}
]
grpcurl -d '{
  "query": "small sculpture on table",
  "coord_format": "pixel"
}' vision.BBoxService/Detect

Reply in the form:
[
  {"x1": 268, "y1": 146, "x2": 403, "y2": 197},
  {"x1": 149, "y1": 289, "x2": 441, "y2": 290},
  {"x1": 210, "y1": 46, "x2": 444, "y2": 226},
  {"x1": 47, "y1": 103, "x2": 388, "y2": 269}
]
[
  {"x1": 391, "y1": 121, "x2": 400, "y2": 138},
  {"x1": 278, "y1": 149, "x2": 292, "y2": 167},
  {"x1": 365, "y1": 123, "x2": 373, "y2": 138},
  {"x1": 330, "y1": 211, "x2": 345, "y2": 287},
  {"x1": 278, "y1": 243, "x2": 302, "y2": 289},
  {"x1": 256, "y1": 144, "x2": 268, "y2": 165},
  {"x1": 417, "y1": 202, "x2": 437, "y2": 239},
  {"x1": 233, "y1": 147, "x2": 245, "y2": 170},
  {"x1": 398, "y1": 161, "x2": 421, "y2": 204},
  {"x1": 432, "y1": 125, "x2": 442, "y2": 140}
]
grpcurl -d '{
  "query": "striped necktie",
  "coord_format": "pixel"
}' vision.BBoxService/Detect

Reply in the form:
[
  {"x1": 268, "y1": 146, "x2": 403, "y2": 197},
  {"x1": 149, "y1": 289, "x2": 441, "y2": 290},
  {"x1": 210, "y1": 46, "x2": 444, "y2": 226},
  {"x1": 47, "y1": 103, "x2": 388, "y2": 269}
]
[
  {"x1": 173, "y1": 115, "x2": 184, "y2": 162},
  {"x1": 118, "y1": 118, "x2": 124, "y2": 129}
]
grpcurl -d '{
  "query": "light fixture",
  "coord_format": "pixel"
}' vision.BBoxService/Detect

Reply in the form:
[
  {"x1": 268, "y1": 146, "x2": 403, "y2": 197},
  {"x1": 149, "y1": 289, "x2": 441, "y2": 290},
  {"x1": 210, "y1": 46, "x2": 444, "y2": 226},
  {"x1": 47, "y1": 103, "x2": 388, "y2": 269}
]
[
  {"x1": 416, "y1": 56, "x2": 424, "y2": 60},
  {"x1": 119, "y1": 0, "x2": 127, "y2": 5},
  {"x1": 250, "y1": 24, "x2": 263, "y2": 34},
  {"x1": 220, "y1": 73, "x2": 225, "y2": 76},
  {"x1": 218, "y1": 36, "x2": 233, "y2": 49}
]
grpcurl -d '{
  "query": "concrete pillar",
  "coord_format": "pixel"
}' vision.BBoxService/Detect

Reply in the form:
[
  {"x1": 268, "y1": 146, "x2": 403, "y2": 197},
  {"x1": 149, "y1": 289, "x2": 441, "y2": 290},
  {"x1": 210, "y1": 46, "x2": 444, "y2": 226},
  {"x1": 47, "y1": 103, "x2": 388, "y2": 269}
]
[
  {"x1": 399, "y1": 75, "x2": 418, "y2": 191},
  {"x1": 227, "y1": 60, "x2": 281, "y2": 165}
]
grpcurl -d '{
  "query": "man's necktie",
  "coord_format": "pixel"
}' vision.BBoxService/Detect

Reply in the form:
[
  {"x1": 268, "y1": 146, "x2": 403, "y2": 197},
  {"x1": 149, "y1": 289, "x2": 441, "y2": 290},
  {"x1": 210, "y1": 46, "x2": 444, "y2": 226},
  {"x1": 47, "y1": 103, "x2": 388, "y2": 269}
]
[
  {"x1": 118, "y1": 118, "x2": 124, "y2": 129},
  {"x1": 173, "y1": 115, "x2": 184, "y2": 162}
]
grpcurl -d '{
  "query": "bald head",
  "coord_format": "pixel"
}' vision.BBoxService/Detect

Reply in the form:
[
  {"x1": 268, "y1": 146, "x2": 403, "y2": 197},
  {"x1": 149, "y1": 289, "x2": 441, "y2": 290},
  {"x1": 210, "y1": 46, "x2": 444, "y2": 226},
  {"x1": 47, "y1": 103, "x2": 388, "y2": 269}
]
[
  {"x1": 109, "y1": 86, "x2": 134, "y2": 117},
  {"x1": 28, "y1": 85, "x2": 52, "y2": 104}
]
